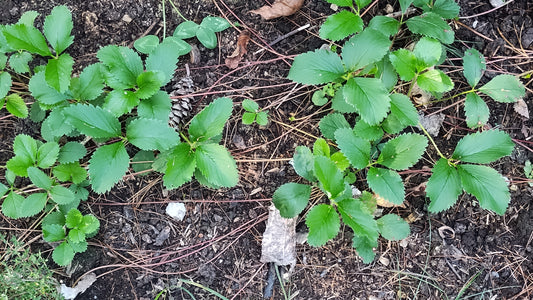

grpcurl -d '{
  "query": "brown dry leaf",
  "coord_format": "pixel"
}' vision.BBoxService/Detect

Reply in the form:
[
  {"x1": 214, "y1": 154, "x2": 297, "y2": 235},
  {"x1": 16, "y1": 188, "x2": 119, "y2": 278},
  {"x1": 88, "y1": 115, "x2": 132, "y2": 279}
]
[
  {"x1": 513, "y1": 98, "x2": 529, "y2": 119},
  {"x1": 225, "y1": 30, "x2": 251, "y2": 69},
  {"x1": 250, "y1": 0, "x2": 304, "y2": 20},
  {"x1": 375, "y1": 193, "x2": 406, "y2": 208}
]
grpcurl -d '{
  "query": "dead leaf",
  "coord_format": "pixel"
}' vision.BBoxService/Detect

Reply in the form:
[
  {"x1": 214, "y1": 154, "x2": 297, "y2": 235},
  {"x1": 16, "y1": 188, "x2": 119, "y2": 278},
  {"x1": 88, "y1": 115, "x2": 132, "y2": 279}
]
[
  {"x1": 250, "y1": 0, "x2": 304, "y2": 20},
  {"x1": 514, "y1": 98, "x2": 529, "y2": 119},
  {"x1": 375, "y1": 193, "x2": 406, "y2": 208},
  {"x1": 225, "y1": 30, "x2": 251, "y2": 69}
]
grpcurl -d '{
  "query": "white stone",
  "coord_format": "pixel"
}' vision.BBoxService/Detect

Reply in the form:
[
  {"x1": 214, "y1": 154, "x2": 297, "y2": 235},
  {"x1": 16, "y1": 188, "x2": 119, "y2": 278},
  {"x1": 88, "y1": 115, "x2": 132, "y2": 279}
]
[{"x1": 166, "y1": 202, "x2": 186, "y2": 221}]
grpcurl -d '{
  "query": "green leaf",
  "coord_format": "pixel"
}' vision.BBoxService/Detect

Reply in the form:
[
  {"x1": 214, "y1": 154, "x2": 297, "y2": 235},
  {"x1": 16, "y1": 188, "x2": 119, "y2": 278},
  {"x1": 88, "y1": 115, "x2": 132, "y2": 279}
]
[
  {"x1": 353, "y1": 119, "x2": 384, "y2": 141},
  {"x1": 325, "y1": 0, "x2": 354, "y2": 7},
  {"x1": 389, "y1": 49, "x2": 418, "y2": 81},
  {"x1": 462, "y1": 48, "x2": 485, "y2": 88},
  {"x1": 0, "y1": 72, "x2": 11, "y2": 99},
  {"x1": 406, "y1": 12, "x2": 454, "y2": 44},
  {"x1": 378, "y1": 133, "x2": 428, "y2": 170},
  {"x1": 127, "y1": 118, "x2": 180, "y2": 151},
  {"x1": 79, "y1": 215, "x2": 100, "y2": 235},
  {"x1": 196, "y1": 26, "x2": 217, "y2": 49},
  {"x1": 1, "y1": 191, "x2": 25, "y2": 219},
  {"x1": 173, "y1": 21, "x2": 199, "y2": 39},
  {"x1": 319, "y1": 11, "x2": 363, "y2": 41},
  {"x1": 97, "y1": 45, "x2": 143, "y2": 88},
  {"x1": 52, "y1": 242, "x2": 75, "y2": 266},
  {"x1": 399, "y1": 0, "x2": 415, "y2": 13},
  {"x1": 17, "y1": 10, "x2": 39, "y2": 27},
  {"x1": 58, "y1": 142, "x2": 87, "y2": 164},
  {"x1": 256, "y1": 111, "x2": 269, "y2": 126},
  {"x1": 135, "y1": 71, "x2": 163, "y2": 99},
  {"x1": 102, "y1": 90, "x2": 140, "y2": 117},
  {"x1": 42, "y1": 224, "x2": 65, "y2": 242},
  {"x1": 131, "y1": 150, "x2": 154, "y2": 175},
  {"x1": 50, "y1": 185, "x2": 76, "y2": 205},
  {"x1": 189, "y1": 97, "x2": 233, "y2": 142},
  {"x1": 242, "y1": 99, "x2": 259, "y2": 112},
  {"x1": 478, "y1": 74, "x2": 525, "y2": 103},
  {"x1": 68, "y1": 228, "x2": 85, "y2": 243},
  {"x1": 3, "y1": 23, "x2": 51, "y2": 56},
  {"x1": 8, "y1": 51, "x2": 32, "y2": 73},
  {"x1": 319, "y1": 113, "x2": 350, "y2": 140},
  {"x1": 272, "y1": 182, "x2": 311, "y2": 218},
  {"x1": 70, "y1": 63, "x2": 104, "y2": 101},
  {"x1": 413, "y1": 37, "x2": 442, "y2": 68},
  {"x1": 27, "y1": 167, "x2": 52, "y2": 190},
  {"x1": 354, "y1": 0, "x2": 372, "y2": 9},
  {"x1": 292, "y1": 146, "x2": 316, "y2": 182},
  {"x1": 63, "y1": 104, "x2": 121, "y2": 138},
  {"x1": 134, "y1": 35, "x2": 159, "y2": 54},
  {"x1": 335, "y1": 128, "x2": 370, "y2": 169},
  {"x1": 43, "y1": 5, "x2": 73, "y2": 54},
  {"x1": 337, "y1": 198, "x2": 379, "y2": 241},
  {"x1": 200, "y1": 16, "x2": 231, "y2": 32},
  {"x1": 29, "y1": 71, "x2": 69, "y2": 106},
  {"x1": 314, "y1": 156, "x2": 346, "y2": 200},
  {"x1": 426, "y1": 158, "x2": 462, "y2": 213},
  {"x1": 19, "y1": 193, "x2": 48, "y2": 218},
  {"x1": 464, "y1": 93, "x2": 489, "y2": 128},
  {"x1": 382, "y1": 93, "x2": 419, "y2": 134},
  {"x1": 41, "y1": 108, "x2": 75, "y2": 142},
  {"x1": 65, "y1": 209, "x2": 83, "y2": 228},
  {"x1": 145, "y1": 38, "x2": 182, "y2": 86},
  {"x1": 343, "y1": 77, "x2": 391, "y2": 125},
  {"x1": 29, "y1": 102, "x2": 46, "y2": 122},
  {"x1": 367, "y1": 167, "x2": 405, "y2": 205},
  {"x1": 6, "y1": 156, "x2": 33, "y2": 177},
  {"x1": 242, "y1": 112, "x2": 256, "y2": 124},
  {"x1": 424, "y1": 0, "x2": 460, "y2": 19},
  {"x1": 166, "y1": 36, "x2": 193, "y2": 56},
  {"x1": 195, "y1": 143, "x2": 238, "y2": 188},
  {"x1": 342, "y1": 28, "x2": 391, "y2": 71},
  {"x1": 53, "y1": 162, "x2": 87, "y2": 184},
  {"x1": 89, "y1": 142, "x2": 130, "y2": 193},
  {"x1": 452, "y1": 130, "x2": 514, "y2": 164},
  {"x1": 368, "y1": 16, "x2": 400, "y2": 36},
  {"x1": 0, "y1": 183, "x2": 7, "y2": 198},
  {"x1": 331, "y1": 89, "x2": 357, "y2": 113},
  {"x1": 288, "y1": 49, "x2": 345, "y2": 85},
  {"x1": 5, "y1": 94, "x2": 28, "y2": 118},
  {"x1": 138, "y1": 91, "x2": 172, "y2": 122},
  {"x1": 305, "y1": 204, "x2": 340, "y2": 247},
  {"x1": 377, "y1": 214, "x2": 410, "y2": 241},
  {"x1": 37, "y1": 142, "x2": 60, "y2": 169},
  {"x1": 352, "y1": 234, "x2": 377, "y2": 263},
  {"x1": 313, "y1": 138, "x2": 330, "y2": 157},
  {"x1": 13, "y1": 134, "x2": 37, "y2": 162},
  {"x1": 331, "y1": 151, "x2": 350, "y2": 171},
  {"x1": 417, "y1": 69, "x2": 454, "y2": 93},
  {"x1": 69, "y1": 240, "x2": 88, "y2": 253},
  {"x1": 458, "y1": 164, "x2": 510, "y2": 215},
  {"x1": 312, "y1": 90, "x2": 328, "y2": 106}
]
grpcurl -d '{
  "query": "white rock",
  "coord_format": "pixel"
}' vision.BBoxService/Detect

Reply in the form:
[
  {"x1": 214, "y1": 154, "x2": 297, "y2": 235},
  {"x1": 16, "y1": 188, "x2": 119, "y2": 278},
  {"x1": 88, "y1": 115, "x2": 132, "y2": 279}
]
[
  {"x1": 166, "y1": 202, "x2": 186, "y2": 221},
  {"x1": 60, "y1": 273, "x2": 97, "y2": 300},
  {"x1": 489, "y1": 0, "x2": 505, "y2": 8}
]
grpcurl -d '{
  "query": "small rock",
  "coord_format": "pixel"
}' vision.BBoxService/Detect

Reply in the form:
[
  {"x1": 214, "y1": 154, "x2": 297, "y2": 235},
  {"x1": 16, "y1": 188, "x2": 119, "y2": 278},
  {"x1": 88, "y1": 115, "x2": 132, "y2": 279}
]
[
  {"x1": 141, "y1": 234, "x2": 152, "y2": 244},
  {"x1": 489, "y1": 0, "x2": 505, "y2": 8},
  {"x1": 154, "y1": 226, "x2": 171, "y2": 246},
  {"x1": 166, "y1": 202, "x2": 186, "y2": 221},
  {"x1": 122, "y1": 14, "x2": 132, "y2": 23}
]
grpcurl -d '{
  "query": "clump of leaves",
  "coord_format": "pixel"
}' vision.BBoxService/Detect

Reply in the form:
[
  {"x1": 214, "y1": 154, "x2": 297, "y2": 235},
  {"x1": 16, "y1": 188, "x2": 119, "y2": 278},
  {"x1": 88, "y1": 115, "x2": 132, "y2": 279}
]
[
  {"x1": 241, "y1": 99, "x2": 269, "y2": 126},
  {"x1": 173, "y1": 17, "x2": 231, "y2": 49}
]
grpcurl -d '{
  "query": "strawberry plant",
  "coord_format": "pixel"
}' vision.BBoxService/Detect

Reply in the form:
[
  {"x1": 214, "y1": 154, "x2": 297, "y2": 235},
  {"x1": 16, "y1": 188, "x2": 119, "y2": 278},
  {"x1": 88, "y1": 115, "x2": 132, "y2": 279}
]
[
  {"x1": 241, "y1": 99, "x2": 269, "y2": 126},
  {"x1": 273, "y1": 0, "x2": 526, "y2": 262},
  {"x1": 0, "y1": 6, "x2": 235, "y2": 266}
]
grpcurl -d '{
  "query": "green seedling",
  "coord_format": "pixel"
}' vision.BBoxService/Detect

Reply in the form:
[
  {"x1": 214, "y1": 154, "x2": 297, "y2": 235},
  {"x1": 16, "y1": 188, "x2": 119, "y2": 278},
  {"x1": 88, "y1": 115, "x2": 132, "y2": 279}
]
[
  {"x1": 173, "y1": 16, "x2": 231, "y2": 49},
  {"x1": 523, "y1": 160, "x2": 533, "y2": 187},
  {"x1": 241, "y1": 99, "x2": 269, "y2": 126}
]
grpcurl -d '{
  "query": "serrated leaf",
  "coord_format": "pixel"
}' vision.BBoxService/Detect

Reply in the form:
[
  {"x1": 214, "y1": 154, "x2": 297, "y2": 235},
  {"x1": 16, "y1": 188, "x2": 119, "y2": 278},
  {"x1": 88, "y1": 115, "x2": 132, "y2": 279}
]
[
  {"x1": 63, "y1": 104, "x2": 121, "y2": 138},
  {"x1": 417, "y1": 69, "x2": 454, "y2": 93},
  {"x1": 173, "y1": 21, "x2": 199, "y2": 39},
  {"x1": 406, "y1": 12, "x2": 454, "y2": 44},
  {"x1": 424, "y1": 0, "x2": 460, "y2": 19},
  {"x1": 196, "y1": 26, "x2": 217, "y2": 49},
  {"x1": 41, "y1": 108, "x2": 75, "y2": 142},
  {"x1": 79, "y1": 215, "x2": 99, "y2": 235},
  {"x1": 135, "y1": 71, "x2": 162, "y2": 99},
  {"x1": 145, "y1": 38, "x2": 183, "y2": 86},
  {"x1": 343, "y1": 77, "x2": 391, "y2": 125},
  {"x1": 272, "y1": 182, "x2": 311, "y2": 218},
  {"x1": 379, "y1": 133, "x2": 428, "y2": 170},
  {"x1": 0, "y1": 183, "x2": 7, "y2": 198},
  {"x1": 37, "y1": 142, "x2": 60, "y2": 169},
  {"x1": 52, "y1": 241, "x2": 75, "y2": 266},
  {"x1": 389, "y1": 49, "x2": 418, "y2": 81},
  {"x1": 342, "y1": 28, "x2": 391, "y2": 71},
  {"x1": 242, "y1": 99, "x2": 259, "y2": 112},
  {"x1": 43, "y1": 5, "x2": 73, "y2": 54},
  {"x1": 319, "y1": 113, "x2": 350, "y2": 140},
  {"x1": 13, "y1": 134, "x2": 37, "y2": 162},
  {"x1": 288, "y1": 49, "x2": 345, "y2": 85},
  {"x1": 464, "y1": 93, "x2": 489, "y2": 128},
  {"x1": 195, "y1": 143, "x2": 238, "y2": 188},
  {"x1": 6, "y1": 156, "x2": 33, "y2": 177},
  {"x1": 331, "y1": 151, "x2": 350, "y2": 171},
  {"x1": 426, "y1": 158, "x2": 462, "y2": 213},
  {"x1": 102, "y1": 90, "x2": 140, "y2": 117},
  {"x1": 292, "y1": 146, "x2": 316, "y2": 182},
  {"x1": 65, "y1": 209, "x2": 83, "y2": 228},
  {"x1": 319, "y1": 11, "x2": 363, "y2": 41},
  {"x1": 58, "y1": 142, "x2": 87, "y2": 164},
  {"x1": 17, "y1": 10, "x2": 39, "y2": 26},
  {"x1": 50, "y1": 185, "x2": 75, "y2": 205},
  {"x1": 335, "y1": 128, "x2": 370, "y2": 169},
  {"x1": 19, "y1": 193, "x2": 48, "y2": 218},
  {"x1": 68, "y1": 228, "x2": 85, "y2": 243},
  {"x1": 368, "y1": 16, "x2": 400, "y2": 36},
  {"x1": 69, "y1": 241, "x2": 88, "y2": 253},
  {"x1": 306, "y1": 204, "x2": 340, "y2": 247},
  {"x1": 70, "y1": 63, "x2": 104, "y2": 101},
  {"x1": 353, "y1": 119, "x2": 384, "y2": 141},
  {"x1": 53, "y1": 162, "x2": 87, "y2": 184},
  {"x1": 399, "y1": 0, "x2": 415, "y2": 13},
  {"x1": 127, "y1": 118, "x2": 180, "y2": 151},
  {"x1": 29, "y1": 71, "x2": 69, "y2": 106},
  {"x1": 331, "y1": 89, "x2": 357, "y2": 113},
  {"x1": 29, "y1": 102, "x2": 46, "y2": 122},
  {"x1": 194, "y1": 168, "x2": 222, "y2": 189},
  {"x1": 5, "y1": 169, "x2": 16, "y2": 186},
  {"x1": 138, "y1": 91, "x2": 172, "y2": 122},
  {"x1": 0, "y1": 72, "x2": 11, "y2": 99},
  {"x1": 8, "y1": 51, "x2": 32, "y2": 73},
  {"x1": 478, "y1": 74, "x2": 525, "y2": 103},
  {"x1": 5, "y1": 94, "x2": 28, "y2": 118},
  {"x1": 189, "y1": 97, "x2": 233, "y2": 142},
  {"x1": 131, "y1": 150, "x2": 154, "y2": 175},
  {"x1": 97, "y1": 45, "x2": 143, "y2": 88},
  {"x1": 462, "y1": 48, "x2": 485, "y2": 88},
  {"x1": 313, "y1": 138, "x2": 330, "y2": 157},
  {"x1": 352, "y1": 234, "x2": 377, "y2": 263},
  {"x1": 256, "y1": 111, "x2": 268, "y2": 126},
  {"x1": 200, "y1": 16, "x2": 231, "y2": 32},
  {"x1": 367, "y1": 168, "x2": 405, "y2": 205},
  {"x1": 452, "y1": 130, "x2": 514, "y2": 163},
  {"x1": 3, "y1": 23, "x2": 51, "y2": 56},
  {"x1": 27, "y1": 167, "x2": 52, "y2": 190},
  {"x1": 414, "y1": 37, "x2": 442, "y2": 68},
  {"x1": 377, "y1": 214, "x2": 410, "y2": 241},
  {"x1": 458, "y1": 164, "x2": 510, "y2": 215},
  {"x1": 134, "y1": 35, "x2": 159, "y2": 54},
  {"x1": 314, "y1": 156, "x2": 346, "y2": 200},
  {"x1": 89, "y1": 142, "x2": 129, "y2": 193},
  {"x1": 337, "y1": 198, "x2": 379, "y2": 241},
  {"x1": 1, "y1": 191, "x2": 25, "y2": 219},
  {"x1": 383, "y1": 93, "x2": 419, "y2": 134},
  {"x1": 43, "y1": 224, "x2": 65, "y2": 242}
]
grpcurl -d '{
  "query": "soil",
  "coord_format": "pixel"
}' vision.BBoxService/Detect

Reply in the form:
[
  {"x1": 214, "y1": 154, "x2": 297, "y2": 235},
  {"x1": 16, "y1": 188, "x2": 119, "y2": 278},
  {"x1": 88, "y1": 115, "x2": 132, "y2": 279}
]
[{"x1": 1, "y1": 0, "x2": 532, "y2": 299}]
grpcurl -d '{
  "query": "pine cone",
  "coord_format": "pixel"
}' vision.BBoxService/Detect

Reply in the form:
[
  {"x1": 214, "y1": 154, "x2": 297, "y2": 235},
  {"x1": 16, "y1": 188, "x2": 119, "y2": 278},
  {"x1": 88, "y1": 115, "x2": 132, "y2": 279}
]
[{"x1": 169, "y1": 74, "x2": 195, "y2": 128}]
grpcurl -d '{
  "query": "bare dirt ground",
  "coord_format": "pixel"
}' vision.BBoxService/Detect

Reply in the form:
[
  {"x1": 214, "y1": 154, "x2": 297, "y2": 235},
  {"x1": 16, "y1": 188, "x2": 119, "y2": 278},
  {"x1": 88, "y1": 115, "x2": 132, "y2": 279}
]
[{"x1": 0, "y1": 0, "x2": 532, "y2": 299}]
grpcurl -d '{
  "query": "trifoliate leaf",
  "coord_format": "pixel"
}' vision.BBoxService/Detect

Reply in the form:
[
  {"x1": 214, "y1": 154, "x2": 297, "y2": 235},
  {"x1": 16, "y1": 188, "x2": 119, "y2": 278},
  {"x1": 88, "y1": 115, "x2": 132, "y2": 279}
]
[
  {"x1": 63, "y1": 104, "x2": 121, "y2": 138},
  {"x1": 377, "y1": 214, "x2": 410, "y2": 241},
  {"x1": 3, "y1": 23, "x2": 51, "y2": 56},
  {"x1": 89, "y1": 142, "x2": 130, "y2": 193},
  {"x1": 352, "y1": 234, "x2": 377, "y2": 263},
  {"x1": 272, "y1": 182, "x2": 311, "y2": 218},
  {"x1": 27, "y1": 167, "x2": 52, "y2": 190},
  {"x1": 452, "y1": 130, "x2": 514, "y2": 164},
  {"x1": 288, "y1": 49, "x2": 345, "y2": 85},
  {"x1": 36, "y1": 142, "x2": 60, "y2": 169},
  {"x1": 313, "y1": 138, "x2": 330, "y2": 157},
  {"x1": 1, "y1": 191, "x2": 25, "y2": 219},
  {"x1": 5, "y1": 94, "x2": 28, "y2": 118},
  {"x1": 342, "y1": 28, "x2": 391, "y2": 71},
  {"x1": 378, "y1": 133, "x2": 428, "y2": 170},
  {"x1": 52, "y1": 241, "x2": 75, "y2": 266},
  {"x1": 314, "y1": 156, "x2": 346, "y2": 200},
  {"x1": 42, "y1": 224, "x2": 65, "y2": 242},
  {"x1": 368, "y1": 16, "x2": 400, "y2": 37},
  {"x1": 292, "y1": 146, "x2": 316, "y2": 182},
  {"x1": 8, "y1": 51, "x2": 32, "y2": 73},
  {"x1": 462, "y1": 48, "x2": 485, "y2": 88},
  {"x1": 53, "y1": 162, "x2": 87, "y2": 184},
  {"x1": 43, "y1": 5, "x2": 73, "y2": 55},
  {"x1": 138, "y1": 91, "x2": 172, "y2": 122},
  {"x1": 70, "y1": 63, "x2": 104, "y2": 101},
  {"x1": 58, "y1": 142, "x2": 87, "y2": 164},
  {"x1": 458, "y1": 164, "x2": 510, "y2": 215},
  {"x1": 0, "y1": 72, "x2": 11, "y2": 99},
  {"x1": 464, "y1": 93, "x2": 489, "y2": 128},
  {"x1": 134, "y1": 35, "x2": 159, "y2": 54},
  {"x1": 145, "y1": 38, "x2": 183, "y2": 86},
  {"x1": 335, "y1": 128, "x2": 371, "y2": 169},
  {"x1": 319, "y1": 11, "x2": 363, "y2": 41},
  {"x1": 417, "y1": 69, "x2": 454, "y2": 93},
  {"x1": 389, "y1": 49, "x2": 418, "y2": 81},
  {"x1": 97, "y1": 45, "x2": 143, "y2": 88},
  {"x1": 173, "y1": 21, "x2": 199, "y2": 39},
  {"x1": 343, "y1": 77, "x2": 391, "y2": 125},
  {"x1": 28, "y1": 71, "x2": 69, "y2": 106},
  {"x1": 478, "y1": 74, "x2": 525, "y2": 103},
  {"x1": 50, "y1": 185, "x2": 76, "y2": 205},
  {"x1": 319, "y1": 113, "x2": 350, "y2": 141},
  {"x1": 337, "y1": 198, "x2": 379, "y2": 241},
  {"x1": 195, "y1": 143, "x2": 238, "y2": 188},
  {"x1": 405, "y1": 12, "x2": 454, "y2": 44},
  {"x1": 383, "y1": 93, "x2": 419, "y2": 134},
  {"x1": 413, "y1": 37, "x2": 442, "y2": 68},
  {"x1": 200, "y1": 16, "x2": 231, "y2": 32},
  {"x1": 189, "y1": 97, "x2": 233, "y2": 142},
  {"x1": 305, "y1": 204, "x2": 340, "y2": 247},
  {"x1": 65, "y1": 209, "x2": 83, "y2": 229},
  {"x1": 367, "y1": 168, "x2": 404, "y2": 205},
  {"x1": 353, "y1": 119, "x2": 384, "y2": 141},
  {"x1": 126, "y1": 118, "x2": 180, "y2": 151},
  {"x1": 426, "y1": 158, "x2": 462, "y2": 213}
]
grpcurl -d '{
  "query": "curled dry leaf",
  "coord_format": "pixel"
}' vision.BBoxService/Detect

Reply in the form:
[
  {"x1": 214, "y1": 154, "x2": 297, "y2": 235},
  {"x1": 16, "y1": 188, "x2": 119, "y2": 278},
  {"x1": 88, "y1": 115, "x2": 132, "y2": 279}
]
[
  {"x1": 225, "y1": 30, "x2": 251, "y2": 69},
  {"x1": 375, "y1": 193, "x2": 406, "y2": 208},
  {"x1": 250, "y1": 0, "x2": 304, "y2": 20},
  {"x1": 513, "y1": 98, "x2": 529, "y2": 119}
]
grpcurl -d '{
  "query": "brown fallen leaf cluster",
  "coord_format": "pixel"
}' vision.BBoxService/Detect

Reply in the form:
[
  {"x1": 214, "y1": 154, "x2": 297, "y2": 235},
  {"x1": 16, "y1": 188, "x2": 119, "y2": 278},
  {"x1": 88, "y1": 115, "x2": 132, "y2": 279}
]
[
  {"x1": 250, "y1": 0, "x2": 304, "y2": 20},
  {"x1": 225, "y1": 30, "x2": 251, "y2": 69}
]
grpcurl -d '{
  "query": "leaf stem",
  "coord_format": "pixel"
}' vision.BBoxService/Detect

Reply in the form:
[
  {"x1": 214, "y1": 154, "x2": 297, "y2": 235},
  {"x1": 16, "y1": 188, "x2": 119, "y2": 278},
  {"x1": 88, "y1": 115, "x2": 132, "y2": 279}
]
[
  {"x1": 418, "y1": 122, "x2": 446, "y2": 160},
  {"x1": 166, "y1": 0, "x2": 188, "y2": 22}
]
